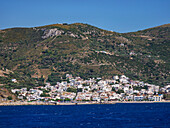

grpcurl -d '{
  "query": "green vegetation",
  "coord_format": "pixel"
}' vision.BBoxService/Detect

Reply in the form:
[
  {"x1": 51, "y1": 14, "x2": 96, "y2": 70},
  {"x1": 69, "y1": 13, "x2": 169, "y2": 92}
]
[
  {"x1": 66, "y1": 87, "x2": 77, "y2": 93},
  {"x1": 0, "y1": 23, "x2": 169, "y2": 90},
  {"x1": 7, "y1": 96, "x2": 12, "y2": 100},
  {"x1": 40, "y1": 93, "x2": 50, "y2": 97},
  {"x1": 116, "y1": 89, "x2": 124, "y2": 94},
  {"x1": 47, "y1": 73, "x2": 61, "y2": 85},
  {"x1": 112, "y1": 87, "x2": 116, "y2": 92},
  {"x1": 64, "y1": 98, "x2": 71, "y2": 101},
  {"x1": 77, "y1": 88, "x2": 83, "y2": 92}
]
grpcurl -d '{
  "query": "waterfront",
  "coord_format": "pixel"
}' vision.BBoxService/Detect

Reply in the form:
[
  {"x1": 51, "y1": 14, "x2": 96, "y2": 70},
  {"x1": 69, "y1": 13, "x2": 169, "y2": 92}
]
[
  {"x1": 0, "y1": 100, "x2": 170, "y2": 106},
  {"x1": 0, "y1": 103, "x2": 169, "y2": 127},
  {"x1": 8, "y1": 74, "x2": 170, "y2": 103}
]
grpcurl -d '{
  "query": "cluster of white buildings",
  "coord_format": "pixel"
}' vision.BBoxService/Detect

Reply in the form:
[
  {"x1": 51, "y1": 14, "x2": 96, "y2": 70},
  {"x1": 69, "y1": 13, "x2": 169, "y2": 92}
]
[{"x1": 11, "y1": 74, "x2": 170, "y2": 102}]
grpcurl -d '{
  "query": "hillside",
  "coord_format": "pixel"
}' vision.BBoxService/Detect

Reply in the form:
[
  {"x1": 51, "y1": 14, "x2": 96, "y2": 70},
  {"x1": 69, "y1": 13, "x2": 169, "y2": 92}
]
[{"x1": 0, "y1": 23, "x2": 169, "y2": 89}]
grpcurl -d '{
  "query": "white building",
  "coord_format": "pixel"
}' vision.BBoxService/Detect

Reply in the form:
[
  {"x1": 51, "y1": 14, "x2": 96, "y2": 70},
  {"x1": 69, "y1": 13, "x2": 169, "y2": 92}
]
[
  {"x1": 134, "y1": 96, "x2": 144, "y2": 101},
  {"x1": 153, "y1": 95, "x2": 163, "y2": 101}
]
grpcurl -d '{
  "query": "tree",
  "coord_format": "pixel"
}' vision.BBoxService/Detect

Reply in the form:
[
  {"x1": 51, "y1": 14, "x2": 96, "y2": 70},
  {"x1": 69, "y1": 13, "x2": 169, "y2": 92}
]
[
  {"x1": 65, "y1": 98, "x2": 71, "y2": 101},
  {"x1": 7, "y1": 96, "x2": 12, "y2": 100},
  {"x1": 66, "y1": 87, "x2": 77, "y2": 93},
  {"x1": 77, "y1": 88, "x2": 82, "y2": 92},
  {"x1": 133, "y1": 86, "x2": 142, "y2": 91},
  {"x1": 23, "y1": 96, "x2": 27, "y2": 100},
  {"x1": 142, "y1": 85, "x2": 148, "y2": 90},
  {"x1": 112, "y1": 87, "x2": 116, "y2": 91},
  {"x1": 82, "y1": 83, "x2": 89, "y2": 86},
  {"x1": 92, "y1": 89, "x2": 97, "y2": 92},
  {"x1": 15, "y1": 91, "x2": 19, "y2": 95},
  {"x1": 116, "y1": 89, "x2": 124, "y2": 94},
  {"x1": 40, "y1": 93, "x2": 50, "y2": 97},
  {"x1": 67, "y1": 78, "x2": 70, "y2": 83}
]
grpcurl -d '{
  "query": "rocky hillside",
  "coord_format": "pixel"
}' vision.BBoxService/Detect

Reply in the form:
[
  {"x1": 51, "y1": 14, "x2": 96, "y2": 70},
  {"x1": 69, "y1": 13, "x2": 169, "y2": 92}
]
[
  {"x1": 0, "y1": 87, "x2": 16, "y2": 102},
  {"x1": 0, "y1": 23, "x2": 169, "y2": 89}
]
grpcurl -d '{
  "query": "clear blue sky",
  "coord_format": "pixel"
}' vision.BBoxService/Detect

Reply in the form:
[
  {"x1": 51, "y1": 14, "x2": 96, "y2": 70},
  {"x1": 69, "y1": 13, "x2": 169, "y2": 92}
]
[{"x1": 0, "y1": 0, "x2": 170, "y2": 32}]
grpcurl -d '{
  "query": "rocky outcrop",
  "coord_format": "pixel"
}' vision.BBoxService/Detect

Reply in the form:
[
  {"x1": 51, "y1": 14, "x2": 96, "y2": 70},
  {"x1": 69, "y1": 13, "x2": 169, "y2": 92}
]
[{"x1": 42, "y1": 28, "x2": 64, "y2": 39}]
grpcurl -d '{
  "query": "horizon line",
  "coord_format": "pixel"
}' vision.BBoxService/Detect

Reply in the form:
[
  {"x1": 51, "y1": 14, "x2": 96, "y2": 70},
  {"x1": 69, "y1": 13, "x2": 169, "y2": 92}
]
[{"x1": 1, "y1": 22, "x2": 169, "y2": 33}]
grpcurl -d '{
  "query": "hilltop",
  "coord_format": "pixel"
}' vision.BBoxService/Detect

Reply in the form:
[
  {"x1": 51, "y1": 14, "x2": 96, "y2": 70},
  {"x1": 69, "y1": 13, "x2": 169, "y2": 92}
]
[{"x1": 0, "y1": 23, "x2": 169, "y2": 90}]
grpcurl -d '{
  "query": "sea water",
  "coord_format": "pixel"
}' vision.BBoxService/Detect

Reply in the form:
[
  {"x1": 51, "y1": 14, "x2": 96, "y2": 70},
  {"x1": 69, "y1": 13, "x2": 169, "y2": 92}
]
[{"x1": 0, "y1": 103, "x2": 169, "y2": 128}]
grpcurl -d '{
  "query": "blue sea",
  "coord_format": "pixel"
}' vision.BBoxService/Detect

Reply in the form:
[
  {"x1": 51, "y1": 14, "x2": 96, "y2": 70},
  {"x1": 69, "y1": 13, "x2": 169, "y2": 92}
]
[{"x1": 0, "y1": 103, "x2": 169, "y2": 128}]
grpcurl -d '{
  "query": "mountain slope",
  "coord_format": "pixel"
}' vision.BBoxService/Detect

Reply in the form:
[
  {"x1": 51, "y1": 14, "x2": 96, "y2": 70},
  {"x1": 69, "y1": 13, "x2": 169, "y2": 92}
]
[{"x1": 0, "y1": 23, "x2": 169, "y2": 88}]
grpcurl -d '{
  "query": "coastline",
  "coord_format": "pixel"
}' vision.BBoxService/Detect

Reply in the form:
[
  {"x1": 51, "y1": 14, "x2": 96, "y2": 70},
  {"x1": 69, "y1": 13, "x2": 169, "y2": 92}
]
[{"x1": 0, "y1": 100, "x2": 170, "y2": 106}]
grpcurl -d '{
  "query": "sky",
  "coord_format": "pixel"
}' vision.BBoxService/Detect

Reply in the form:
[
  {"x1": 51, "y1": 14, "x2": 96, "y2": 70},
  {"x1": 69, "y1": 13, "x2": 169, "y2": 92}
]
[{"x1": 0, "y1": 0, "x2": 170, "y2": 33}]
